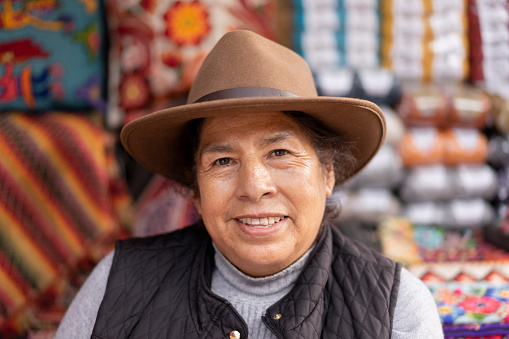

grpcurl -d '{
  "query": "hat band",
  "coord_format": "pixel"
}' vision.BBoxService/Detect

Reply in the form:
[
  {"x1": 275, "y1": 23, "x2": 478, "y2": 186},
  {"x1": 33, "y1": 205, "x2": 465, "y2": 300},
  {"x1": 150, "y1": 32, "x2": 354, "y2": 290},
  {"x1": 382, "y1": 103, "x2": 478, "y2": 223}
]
[{"x1": 194, "y1": 87, "x2": 299, "y2": 103}]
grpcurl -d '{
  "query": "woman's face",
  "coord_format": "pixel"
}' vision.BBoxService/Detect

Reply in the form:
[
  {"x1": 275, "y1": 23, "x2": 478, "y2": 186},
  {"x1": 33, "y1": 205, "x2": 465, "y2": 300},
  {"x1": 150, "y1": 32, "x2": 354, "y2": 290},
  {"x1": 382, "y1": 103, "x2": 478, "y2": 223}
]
[{"x1": 194, "y1": 112, "x2": 335, "y2": 277}]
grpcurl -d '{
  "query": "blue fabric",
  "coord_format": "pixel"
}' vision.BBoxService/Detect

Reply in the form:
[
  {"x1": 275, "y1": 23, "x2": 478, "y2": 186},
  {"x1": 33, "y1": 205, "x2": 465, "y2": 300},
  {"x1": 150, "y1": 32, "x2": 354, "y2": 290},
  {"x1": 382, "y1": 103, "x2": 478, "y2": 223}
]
[{"x1": 0, "y1": 0, "x2": 106, "y2": 112}]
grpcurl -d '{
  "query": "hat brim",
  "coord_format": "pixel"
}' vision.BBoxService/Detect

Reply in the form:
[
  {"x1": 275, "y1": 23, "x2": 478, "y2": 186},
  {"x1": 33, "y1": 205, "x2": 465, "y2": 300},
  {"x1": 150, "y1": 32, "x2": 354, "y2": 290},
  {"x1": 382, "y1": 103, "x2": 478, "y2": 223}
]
[{"x1": 120, "y1": 96, "x2": 385, "y2": 186}]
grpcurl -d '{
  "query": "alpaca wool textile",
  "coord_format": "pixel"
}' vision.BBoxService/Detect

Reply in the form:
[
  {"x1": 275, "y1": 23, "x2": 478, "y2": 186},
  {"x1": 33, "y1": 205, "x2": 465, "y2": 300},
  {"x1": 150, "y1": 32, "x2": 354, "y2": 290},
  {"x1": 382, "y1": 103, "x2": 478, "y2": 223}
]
[{"x1": 0, "y1": 112, "x2": 126, "y2": 335}]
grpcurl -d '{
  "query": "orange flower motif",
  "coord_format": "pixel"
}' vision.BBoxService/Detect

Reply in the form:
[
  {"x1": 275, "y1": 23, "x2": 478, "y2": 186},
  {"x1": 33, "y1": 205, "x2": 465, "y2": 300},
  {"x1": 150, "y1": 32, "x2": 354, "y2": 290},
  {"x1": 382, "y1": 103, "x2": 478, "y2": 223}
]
[{"x1": 164, "y1": 1, "x2": 210, "y2": 46}]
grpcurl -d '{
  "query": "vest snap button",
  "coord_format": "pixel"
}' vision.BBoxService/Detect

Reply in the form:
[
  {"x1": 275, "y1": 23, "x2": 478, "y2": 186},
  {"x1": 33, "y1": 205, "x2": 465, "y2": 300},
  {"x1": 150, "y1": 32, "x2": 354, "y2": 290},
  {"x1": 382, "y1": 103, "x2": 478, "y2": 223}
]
[
  {"x1": 273, "y1": 313, "x2": 282, "y2": 320},
  {"x1": 229, "y1": 330, "x2": 241, "y2": 339}
]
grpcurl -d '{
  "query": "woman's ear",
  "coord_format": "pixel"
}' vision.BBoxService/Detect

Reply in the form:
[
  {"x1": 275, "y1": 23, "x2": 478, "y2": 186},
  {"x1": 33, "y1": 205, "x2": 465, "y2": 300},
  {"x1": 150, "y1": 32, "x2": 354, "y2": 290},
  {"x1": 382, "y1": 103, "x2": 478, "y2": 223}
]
[
  {"x1": 193, "y1": 196, "x2": 202, "y2": 215},
  {"x1": 323, "y1": 163, "x2": 335, "y2": 197}
]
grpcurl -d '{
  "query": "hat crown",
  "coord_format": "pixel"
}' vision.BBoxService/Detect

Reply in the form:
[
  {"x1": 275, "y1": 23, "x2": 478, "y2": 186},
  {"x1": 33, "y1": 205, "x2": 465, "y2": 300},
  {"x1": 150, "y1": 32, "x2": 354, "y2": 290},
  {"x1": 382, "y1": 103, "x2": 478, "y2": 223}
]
[{"x1": 187, "y1": 30, "x2": 318, "y2": 104}]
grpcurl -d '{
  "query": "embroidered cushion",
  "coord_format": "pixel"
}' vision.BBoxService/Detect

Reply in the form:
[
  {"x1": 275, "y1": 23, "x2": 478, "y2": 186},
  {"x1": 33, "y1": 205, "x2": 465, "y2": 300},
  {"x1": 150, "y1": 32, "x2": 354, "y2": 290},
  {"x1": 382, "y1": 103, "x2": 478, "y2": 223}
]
[{"x1": 0, "y1": 0, "x2": 106, "y2": 112}]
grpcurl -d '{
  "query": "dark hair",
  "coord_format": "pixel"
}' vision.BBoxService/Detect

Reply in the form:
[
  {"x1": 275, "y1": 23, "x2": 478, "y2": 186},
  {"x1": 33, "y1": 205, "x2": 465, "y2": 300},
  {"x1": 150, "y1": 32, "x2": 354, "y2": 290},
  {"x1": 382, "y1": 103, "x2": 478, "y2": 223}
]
[
  {"x1": 284, "y1": 111, "x2": 356, "y2": 218},
  {"x1": 283, "y1": 111, "x2": 356, "y2": 184},
  {"x1": 173, "y1": 111, "x2": 357, "y2": 218}
]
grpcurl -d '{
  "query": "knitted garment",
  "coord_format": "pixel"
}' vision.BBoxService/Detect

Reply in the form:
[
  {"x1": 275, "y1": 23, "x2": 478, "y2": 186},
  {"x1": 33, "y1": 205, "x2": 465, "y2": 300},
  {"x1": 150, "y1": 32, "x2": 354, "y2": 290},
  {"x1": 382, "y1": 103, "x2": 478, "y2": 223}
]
[{"x1": 211, "y1": 244, "x2": 313, "y2": 338}]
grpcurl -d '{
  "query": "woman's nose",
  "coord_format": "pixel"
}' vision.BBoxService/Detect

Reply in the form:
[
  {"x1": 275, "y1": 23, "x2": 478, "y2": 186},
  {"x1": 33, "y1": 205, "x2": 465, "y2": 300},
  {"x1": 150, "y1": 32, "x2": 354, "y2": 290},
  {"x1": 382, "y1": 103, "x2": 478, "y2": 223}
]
[{"x1": 236, "y1": 158, "x2": 276, "y2": 202}]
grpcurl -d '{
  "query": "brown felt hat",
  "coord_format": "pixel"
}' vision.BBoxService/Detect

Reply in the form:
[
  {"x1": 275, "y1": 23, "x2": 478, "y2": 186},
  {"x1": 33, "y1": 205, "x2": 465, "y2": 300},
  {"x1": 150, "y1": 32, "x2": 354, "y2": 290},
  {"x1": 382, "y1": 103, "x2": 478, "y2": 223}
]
[{"x1": 120, "y1": 30, "x2": 386, "y2": 186}]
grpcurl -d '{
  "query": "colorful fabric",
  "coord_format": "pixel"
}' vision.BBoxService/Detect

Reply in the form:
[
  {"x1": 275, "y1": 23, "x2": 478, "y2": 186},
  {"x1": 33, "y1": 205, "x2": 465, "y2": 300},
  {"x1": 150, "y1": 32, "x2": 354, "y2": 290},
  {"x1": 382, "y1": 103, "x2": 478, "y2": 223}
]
[
  {"x1": 379, "y1": 218, "x2": 509, "y2": 267},
  {"x1": 0, "y1": 0, "x2": 106, "y2": 112},
  {"x1": 132, "y1": 175, "x2": 199, "y2": 237},
  {"x1": 408, "y1": 262, "x2": 509, "y2": 338},
  {"x1": 0, "y1": 112, "x2": 128, "y2": 336},
  {"x1": 433, "y1": 282, "x2": 509, "y2": 337},
  {"x1": 105, "y1": 0, "x2": 277, "y2": 127}
]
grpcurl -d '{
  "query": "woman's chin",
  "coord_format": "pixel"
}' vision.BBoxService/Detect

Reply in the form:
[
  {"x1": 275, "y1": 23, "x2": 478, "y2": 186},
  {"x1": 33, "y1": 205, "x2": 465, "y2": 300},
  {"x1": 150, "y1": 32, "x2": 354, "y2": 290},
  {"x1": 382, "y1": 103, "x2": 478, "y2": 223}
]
[{"x1": 229, "y1": 244, "x2": 298, "y2": 277}]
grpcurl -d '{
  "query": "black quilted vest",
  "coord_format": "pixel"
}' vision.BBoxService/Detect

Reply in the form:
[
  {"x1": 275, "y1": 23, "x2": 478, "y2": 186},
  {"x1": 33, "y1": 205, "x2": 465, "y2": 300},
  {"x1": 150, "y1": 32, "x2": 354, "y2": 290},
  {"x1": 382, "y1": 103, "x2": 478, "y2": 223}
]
[{"x1": 92, "y1": 221, "x2": 401, "y2": 339}]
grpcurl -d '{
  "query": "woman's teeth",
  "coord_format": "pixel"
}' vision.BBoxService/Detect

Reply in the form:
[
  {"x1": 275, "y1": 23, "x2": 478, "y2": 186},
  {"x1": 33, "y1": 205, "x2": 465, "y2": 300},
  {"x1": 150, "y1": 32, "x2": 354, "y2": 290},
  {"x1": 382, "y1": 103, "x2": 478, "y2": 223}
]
[{"x1": 238, "y1": 217, "x2": 284, "y2": 227}]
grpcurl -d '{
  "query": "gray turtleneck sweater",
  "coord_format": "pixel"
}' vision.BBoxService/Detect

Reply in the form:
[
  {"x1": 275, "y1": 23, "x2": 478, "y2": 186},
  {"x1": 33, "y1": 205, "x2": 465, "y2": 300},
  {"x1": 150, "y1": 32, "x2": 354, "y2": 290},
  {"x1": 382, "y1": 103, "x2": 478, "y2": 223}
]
[
  {"x1": 56, "y1": 247, "x2": 443, "y2": 338},
  {"x1": 211, "y1": 244, "x2": 312, "y2": 338}
]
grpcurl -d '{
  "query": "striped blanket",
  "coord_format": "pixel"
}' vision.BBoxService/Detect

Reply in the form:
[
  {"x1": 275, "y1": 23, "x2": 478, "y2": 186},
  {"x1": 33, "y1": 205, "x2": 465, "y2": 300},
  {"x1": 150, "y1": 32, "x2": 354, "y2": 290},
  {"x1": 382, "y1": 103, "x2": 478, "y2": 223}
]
[{"x1": 0, "y1": 112, "x2": 128, "y2": 336}]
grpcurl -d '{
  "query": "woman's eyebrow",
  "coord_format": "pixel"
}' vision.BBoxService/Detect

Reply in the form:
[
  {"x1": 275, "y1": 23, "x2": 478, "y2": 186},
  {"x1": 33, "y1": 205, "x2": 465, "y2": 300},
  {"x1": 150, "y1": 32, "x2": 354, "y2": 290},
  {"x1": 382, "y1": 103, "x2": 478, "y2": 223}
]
[
  {"x1": 257, "y1": 131, "x2": 293, "y2": 147},
  {"x1": 199, "y1": 131, "x2": 294, "y2": 157},
  {"x1": 200, "y1": 143, "x2": 234, "y2": 156}
]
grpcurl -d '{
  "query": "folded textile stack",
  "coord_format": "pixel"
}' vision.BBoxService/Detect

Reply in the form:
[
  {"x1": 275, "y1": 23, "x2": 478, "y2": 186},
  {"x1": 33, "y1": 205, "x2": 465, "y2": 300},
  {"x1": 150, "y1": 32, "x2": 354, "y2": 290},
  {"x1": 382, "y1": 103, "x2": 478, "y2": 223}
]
[
  {"x1": 379, "y1": 217, "x2": 509, "y2": 267},
  {"x1": 333, "y1": 106, "x2": 405, "y2": 249},
  {"x1": 397, "y1": 84, "x2": 496, "y2": 229},
  {"x1": 314, "y1": 67, "x2": 403, "y2": 107},
  {"x1": 381, "y1": 0, "x2": 468, "y2": 81},
  {"x1": 292, "y1": 0, "x2": 380, "y2": 71},
  {"x1": 468, "y1": 0, "x2": 509, "y2": 88},
  {"x1": 483, "y1": 92, "x2": 509, "y2": 253}
]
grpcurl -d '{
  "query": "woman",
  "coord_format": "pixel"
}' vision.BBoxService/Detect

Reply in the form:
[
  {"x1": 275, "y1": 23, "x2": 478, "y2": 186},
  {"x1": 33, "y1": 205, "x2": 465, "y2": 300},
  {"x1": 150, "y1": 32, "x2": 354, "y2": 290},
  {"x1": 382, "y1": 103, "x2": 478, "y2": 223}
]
[{"x1": 56, "y1": 30, "x2": 442, "y2": 338}]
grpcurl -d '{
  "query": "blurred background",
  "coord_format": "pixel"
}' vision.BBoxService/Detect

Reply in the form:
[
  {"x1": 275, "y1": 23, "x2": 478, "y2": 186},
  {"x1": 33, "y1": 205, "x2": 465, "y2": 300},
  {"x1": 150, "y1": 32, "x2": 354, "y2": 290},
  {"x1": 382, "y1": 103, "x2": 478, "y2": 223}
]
[{"x1": 1, "y1": 0, "x2": 509, "y2": 337}]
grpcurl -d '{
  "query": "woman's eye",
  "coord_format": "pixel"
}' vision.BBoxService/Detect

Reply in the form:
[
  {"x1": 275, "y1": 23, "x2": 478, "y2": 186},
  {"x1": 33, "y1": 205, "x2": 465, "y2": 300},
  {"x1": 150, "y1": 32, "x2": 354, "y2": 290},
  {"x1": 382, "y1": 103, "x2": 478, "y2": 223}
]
[
  {"x1": 214, "y1": 158, "x2": 231, "y2": 166},
  {"x1": 272, "y1": 149, "x2": 288, "y2": 157}
]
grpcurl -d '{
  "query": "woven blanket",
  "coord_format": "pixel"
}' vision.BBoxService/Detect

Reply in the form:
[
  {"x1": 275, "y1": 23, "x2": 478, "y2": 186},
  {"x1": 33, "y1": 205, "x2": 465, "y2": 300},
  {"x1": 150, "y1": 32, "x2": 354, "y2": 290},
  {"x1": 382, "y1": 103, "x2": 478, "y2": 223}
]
[{"x1": 0, "y1": 112, "x2": 128, "y2": 336}]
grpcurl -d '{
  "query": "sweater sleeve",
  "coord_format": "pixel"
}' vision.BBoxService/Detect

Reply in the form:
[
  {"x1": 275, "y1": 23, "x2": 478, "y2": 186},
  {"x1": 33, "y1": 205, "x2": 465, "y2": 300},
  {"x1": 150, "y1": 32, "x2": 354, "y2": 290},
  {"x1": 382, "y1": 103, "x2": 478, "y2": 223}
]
[
  {"x1": 391, "y1": 267, "x2": 444, "y2": 338},
  {"x1": 54, "y1": 251, "x2": 114, "y2": 339}
]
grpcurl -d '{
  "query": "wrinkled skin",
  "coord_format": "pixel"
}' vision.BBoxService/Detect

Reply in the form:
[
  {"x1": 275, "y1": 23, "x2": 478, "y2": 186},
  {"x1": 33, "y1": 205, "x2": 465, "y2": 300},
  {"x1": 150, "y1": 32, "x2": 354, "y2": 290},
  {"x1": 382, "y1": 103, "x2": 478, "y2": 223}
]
[{"x1": 194, "y1": 111, "x2": 335, "y2": 277}]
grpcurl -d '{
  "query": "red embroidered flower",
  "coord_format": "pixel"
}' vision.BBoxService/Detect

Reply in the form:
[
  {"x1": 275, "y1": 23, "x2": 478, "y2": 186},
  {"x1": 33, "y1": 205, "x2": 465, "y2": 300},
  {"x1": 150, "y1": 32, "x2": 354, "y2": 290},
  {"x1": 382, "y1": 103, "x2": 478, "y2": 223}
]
[
  {"x1": 460, "y1": 296, "x2": 502, "y2": 314},
  {"x1": 140, "y1": 0, "x2": 157, "y2": 13},
  {"x1": 119, "y1": 73, "x2": 150, "y2": 110},
  {"x1": 161, "y1": 50, "x2": 183, "y2": 68},
  {"x1": 164, "y1": 1, "x2": 210, "y2": 46}
]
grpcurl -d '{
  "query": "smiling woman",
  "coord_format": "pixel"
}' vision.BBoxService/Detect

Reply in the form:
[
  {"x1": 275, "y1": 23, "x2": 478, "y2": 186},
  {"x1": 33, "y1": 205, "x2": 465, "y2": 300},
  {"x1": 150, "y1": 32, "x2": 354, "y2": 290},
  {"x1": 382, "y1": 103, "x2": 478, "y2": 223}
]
[
  {"x1": 55, "y1": 30, "x2": 443, "y2": 339},
  {"x1": 193, "y1": 112, "x2": 335, "y2": 277}
]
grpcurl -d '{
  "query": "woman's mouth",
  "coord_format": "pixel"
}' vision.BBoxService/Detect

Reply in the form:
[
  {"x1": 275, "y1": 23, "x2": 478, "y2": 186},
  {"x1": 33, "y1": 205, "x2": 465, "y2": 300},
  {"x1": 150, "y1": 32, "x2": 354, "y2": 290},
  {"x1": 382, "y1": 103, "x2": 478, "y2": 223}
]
[{"x1": 238, "y1": 217, "x2": 286, "y2": 228}]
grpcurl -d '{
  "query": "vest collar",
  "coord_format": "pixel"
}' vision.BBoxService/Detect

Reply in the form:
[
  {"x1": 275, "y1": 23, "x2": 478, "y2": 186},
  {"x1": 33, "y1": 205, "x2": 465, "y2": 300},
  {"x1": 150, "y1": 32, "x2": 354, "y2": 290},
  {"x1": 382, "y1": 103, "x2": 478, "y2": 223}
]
[{"x1": 195, "y1": 221, "x2": 332, "y2": 337}]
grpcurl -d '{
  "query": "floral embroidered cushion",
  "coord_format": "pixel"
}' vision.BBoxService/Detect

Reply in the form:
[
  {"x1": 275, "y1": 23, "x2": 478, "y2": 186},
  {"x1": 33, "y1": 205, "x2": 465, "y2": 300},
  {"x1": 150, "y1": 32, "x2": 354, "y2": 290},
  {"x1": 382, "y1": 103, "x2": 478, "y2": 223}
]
[{"x1": 105, "y1": 0, "x2": 277, "y2": 127}]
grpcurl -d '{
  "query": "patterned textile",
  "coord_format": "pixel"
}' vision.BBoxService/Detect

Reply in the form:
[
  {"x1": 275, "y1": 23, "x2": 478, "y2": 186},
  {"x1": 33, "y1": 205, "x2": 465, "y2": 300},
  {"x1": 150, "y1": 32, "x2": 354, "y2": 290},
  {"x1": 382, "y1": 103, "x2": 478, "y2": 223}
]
[
  {"x1": 0, "y1": 0, "x2": 106, "y2": 112},
  {"x1": 409, "y1": 262, "x2": 509, "y2": 338},
  {"x1": 0, "y1": 112, "x2": 128, "y2": 336},
  {"x1": 379, "y1": 218, "x2": 509, "y2": 267},
  {"x1": 105, "y1": 0, "x2": 277, "y2": 127},
  {"x1": 132, "y1": 175, "x2": 199, "y2": 237}
]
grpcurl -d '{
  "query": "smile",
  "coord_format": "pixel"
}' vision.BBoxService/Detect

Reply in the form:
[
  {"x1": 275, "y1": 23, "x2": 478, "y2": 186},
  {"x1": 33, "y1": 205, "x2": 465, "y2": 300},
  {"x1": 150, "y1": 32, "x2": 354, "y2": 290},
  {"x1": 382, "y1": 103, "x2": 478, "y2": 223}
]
[{"x1": 238, "y1": 217, "x2": 285, "y2": 228}]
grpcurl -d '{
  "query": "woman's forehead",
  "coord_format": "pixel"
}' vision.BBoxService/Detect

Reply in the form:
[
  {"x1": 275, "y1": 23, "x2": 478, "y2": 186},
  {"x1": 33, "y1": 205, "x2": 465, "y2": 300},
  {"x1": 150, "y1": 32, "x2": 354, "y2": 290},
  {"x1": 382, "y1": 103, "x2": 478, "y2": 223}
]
[{"x1": 198, "y1": 112, "x2": 309, "y2": 148}]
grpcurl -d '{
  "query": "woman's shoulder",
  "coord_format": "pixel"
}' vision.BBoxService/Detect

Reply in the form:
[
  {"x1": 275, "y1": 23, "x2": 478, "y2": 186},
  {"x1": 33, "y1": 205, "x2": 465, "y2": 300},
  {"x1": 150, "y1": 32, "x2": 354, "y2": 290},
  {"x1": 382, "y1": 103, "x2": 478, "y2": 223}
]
[
  {"x1": 392, "y1": 268, "x2": 443, "y2": 338},
  {"x1": 117, "y1": 220, "x2": 210, "y2": 251},
  {"x1": 331, "y1": 224, "x2": 398, "y2": 269}
]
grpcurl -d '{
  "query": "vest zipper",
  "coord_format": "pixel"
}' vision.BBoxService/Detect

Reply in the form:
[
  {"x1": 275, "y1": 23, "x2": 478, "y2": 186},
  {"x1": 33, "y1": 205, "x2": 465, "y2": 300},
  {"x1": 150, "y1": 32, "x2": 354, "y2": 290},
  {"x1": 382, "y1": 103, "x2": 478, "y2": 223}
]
[{"x1": 262, "y1": 315, "x2": 283, "y2": 339}]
